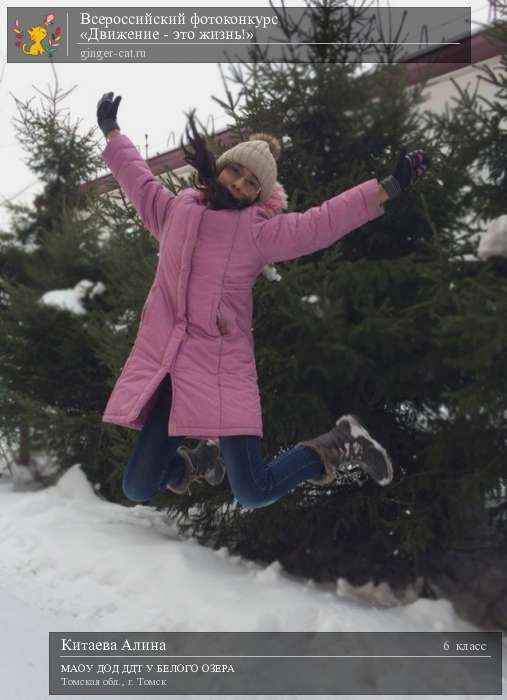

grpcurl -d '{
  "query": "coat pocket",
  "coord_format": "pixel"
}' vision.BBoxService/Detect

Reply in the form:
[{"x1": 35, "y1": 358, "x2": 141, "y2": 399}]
[
  {"x1": 214, "y1": 296, "x2": 237, "y2": 337},
  {"x1": 207, "y1": 294, "x2": 220, "y2": 337}
]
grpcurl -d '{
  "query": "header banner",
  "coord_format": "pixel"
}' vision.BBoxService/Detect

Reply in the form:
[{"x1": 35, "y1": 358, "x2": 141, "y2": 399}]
[{"x1": 7, "y1": 7, "x2": 471, "y2": 64}]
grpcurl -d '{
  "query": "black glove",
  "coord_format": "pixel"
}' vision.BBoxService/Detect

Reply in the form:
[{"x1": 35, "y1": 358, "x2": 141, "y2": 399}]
[
  {"x1": 97, "y1": 92, "x2": 122, "y2": 138},
  {"x1": 380, "y1": 148, "x2": 431, "y2": 200}
]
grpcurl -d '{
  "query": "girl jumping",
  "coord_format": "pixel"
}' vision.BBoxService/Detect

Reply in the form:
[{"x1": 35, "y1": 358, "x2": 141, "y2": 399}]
[{"x1": 96, "y1": 92, "x2": 430, "y2": 507}]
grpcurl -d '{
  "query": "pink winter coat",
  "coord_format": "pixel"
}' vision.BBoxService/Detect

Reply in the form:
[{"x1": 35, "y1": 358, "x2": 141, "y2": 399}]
[{"x1": 101, "y1": 134, "x2": 385, "y2": 439}]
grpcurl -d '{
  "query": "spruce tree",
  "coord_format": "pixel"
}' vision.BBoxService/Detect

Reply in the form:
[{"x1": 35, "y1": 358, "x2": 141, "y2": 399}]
[
  {"x1": 0, "y1": 66, "x2": 109, "y2": 487},
  {"x1": 418, "y1": 12, "x2": 507, "y2": 547}
]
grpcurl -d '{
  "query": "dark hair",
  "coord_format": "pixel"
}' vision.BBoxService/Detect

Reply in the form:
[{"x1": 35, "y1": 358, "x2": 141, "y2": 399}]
[{"x1": 180, "y1": 108, "x2": 256, "y2": 210}]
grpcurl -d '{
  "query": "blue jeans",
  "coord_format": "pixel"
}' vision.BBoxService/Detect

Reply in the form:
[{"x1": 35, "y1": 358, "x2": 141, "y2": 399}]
[{"x1": 122, "y1": 374, "x2": 325, "y2": 508}]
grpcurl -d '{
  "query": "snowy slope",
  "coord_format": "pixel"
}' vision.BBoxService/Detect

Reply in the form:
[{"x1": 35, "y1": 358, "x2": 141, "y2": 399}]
[{"x1": 0, "y1": 466, "x2": 504, "y2": 700}]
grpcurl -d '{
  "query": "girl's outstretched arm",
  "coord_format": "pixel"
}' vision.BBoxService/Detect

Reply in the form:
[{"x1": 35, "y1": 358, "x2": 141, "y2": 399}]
[
  {"x1": 251, "y1": 178, "x2": 386, "y2": 266},
  {"x1": 251, "y1": 149, "x2": 430, "y2": 266},
  {"x1": 102, "y1": 134, "x2": 176, "y2": 243},
  {"x1": 97, "y1": 93, "x2": 176, "y2": 243}
]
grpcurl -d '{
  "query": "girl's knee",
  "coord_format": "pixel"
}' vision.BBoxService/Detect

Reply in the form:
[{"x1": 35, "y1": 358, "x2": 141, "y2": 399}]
[
  {"x1": 235, "y1": 494, "x2": 256, "y2": 508},
  {"x1": 221, "y1": 436, "x2": 276, "y2": 508},
  {"x1": 231, "y1": 486, "x2": 275, "y2": 509},
  {"x1": 228, "y1": 478, "x2": 257, "y2": 508},
  {"x1": 122, "y1": 476, "x2": 155, "y2": 503},
  {"x1": 227, "y1": 469, "x2": 274, "y2": 508}
]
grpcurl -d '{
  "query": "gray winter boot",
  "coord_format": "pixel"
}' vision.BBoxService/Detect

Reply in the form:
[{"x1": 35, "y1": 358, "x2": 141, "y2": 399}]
[
  {"x1": 165, "y1": 440, "x2": 226, "y2": 495},
  {"x1": 295, "y1": 414, "x2": 393, "y2": 488}
]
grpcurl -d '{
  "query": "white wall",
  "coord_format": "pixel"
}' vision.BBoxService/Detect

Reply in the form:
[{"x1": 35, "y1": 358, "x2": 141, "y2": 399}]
[
  {"x1": 411, "y1": 56, "x2": 507, "y2": 258},
  {"x1": 415, "y1": 55, "x2": 503, "y2": 115}
]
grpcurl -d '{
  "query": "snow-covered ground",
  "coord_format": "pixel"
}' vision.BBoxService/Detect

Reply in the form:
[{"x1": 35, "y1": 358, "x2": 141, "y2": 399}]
[{"x1": 0, "y1": 465, "x2": 505, "y2": 700}]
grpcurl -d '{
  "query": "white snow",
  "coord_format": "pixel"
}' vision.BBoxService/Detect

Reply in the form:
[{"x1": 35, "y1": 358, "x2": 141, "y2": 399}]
[
  {"x1": 261, "y1": 263, "x2": 281, "y2": 282},
  {"x1": 0, "y1": 465, "x2": 505, "y2": 700},
  {"x1": 478, "y1": 214, "x2": 507, "y2": 259},
  {"x1": 38, "y1": 280, "x2": 106, "y2": 315}
]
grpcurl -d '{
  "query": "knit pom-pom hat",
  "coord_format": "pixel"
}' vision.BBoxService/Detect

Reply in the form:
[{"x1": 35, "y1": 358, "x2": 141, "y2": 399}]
[{"x1": 215, "y1": 132, "x2": 282, "y2": 203}]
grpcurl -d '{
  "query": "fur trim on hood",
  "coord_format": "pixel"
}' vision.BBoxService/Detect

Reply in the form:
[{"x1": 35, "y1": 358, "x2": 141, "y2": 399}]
[{"x1": 257, "y1": 180, "x2": 288, "y2": 217}]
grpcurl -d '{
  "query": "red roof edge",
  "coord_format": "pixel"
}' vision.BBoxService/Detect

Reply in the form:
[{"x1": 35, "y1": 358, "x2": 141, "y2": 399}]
[{"x1": 405, "y1": 27, "x2": 506, "y2": 85}]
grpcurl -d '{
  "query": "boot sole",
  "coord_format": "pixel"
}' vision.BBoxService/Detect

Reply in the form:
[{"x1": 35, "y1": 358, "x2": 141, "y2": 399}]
[{"x1": 335, "y1": 414, "x2": 393, "y2": 486}]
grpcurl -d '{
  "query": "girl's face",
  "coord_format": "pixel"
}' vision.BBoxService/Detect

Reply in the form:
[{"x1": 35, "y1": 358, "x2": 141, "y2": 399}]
[{"x1": 217, "y1": 162, "x2": 261, "y2": 205}]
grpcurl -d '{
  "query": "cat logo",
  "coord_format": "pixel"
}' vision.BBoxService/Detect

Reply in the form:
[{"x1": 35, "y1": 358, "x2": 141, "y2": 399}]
[{"x1": 12, "y1": 13, "x2": 63, "y2": 57}]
